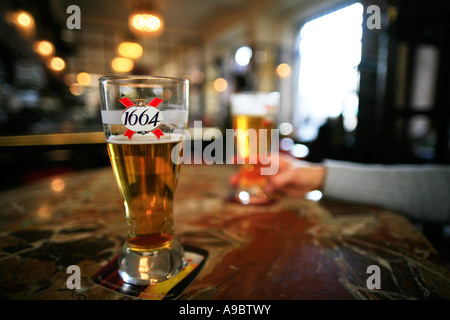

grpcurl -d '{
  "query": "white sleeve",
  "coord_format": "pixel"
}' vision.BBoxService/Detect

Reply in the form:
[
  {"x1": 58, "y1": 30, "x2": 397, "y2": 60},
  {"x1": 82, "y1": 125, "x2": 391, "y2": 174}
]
[{"x1": 322, "y1": 160, "x2": 450, "y2": 224}]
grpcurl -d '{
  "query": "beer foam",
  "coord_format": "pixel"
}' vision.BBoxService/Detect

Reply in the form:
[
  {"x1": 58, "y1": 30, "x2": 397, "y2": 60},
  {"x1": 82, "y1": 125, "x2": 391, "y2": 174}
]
[
  {"x1": 230, "y1": 92, "x2": 280, "y2": 116},
  {"x1": 106, "y1": 133, "x2": 185, "y2": 144}
]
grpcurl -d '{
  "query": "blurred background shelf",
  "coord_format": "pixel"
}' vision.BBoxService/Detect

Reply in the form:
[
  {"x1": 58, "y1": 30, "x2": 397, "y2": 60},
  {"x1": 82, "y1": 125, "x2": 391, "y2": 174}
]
[{"x1": 0, "y1": 131, "x2": 105, "y2": 146}]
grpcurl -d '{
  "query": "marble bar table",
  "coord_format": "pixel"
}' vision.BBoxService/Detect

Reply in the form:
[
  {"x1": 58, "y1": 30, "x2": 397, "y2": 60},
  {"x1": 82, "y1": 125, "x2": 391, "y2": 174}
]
[{"x1": 0, "y1": 164, "x2": 449, "y2": 300}]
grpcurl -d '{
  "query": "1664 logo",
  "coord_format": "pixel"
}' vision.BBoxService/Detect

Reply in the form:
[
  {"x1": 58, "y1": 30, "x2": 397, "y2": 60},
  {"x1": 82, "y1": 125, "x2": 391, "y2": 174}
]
[{"x1": 119, "y1": 97, "x2": 164, "y2": 140}]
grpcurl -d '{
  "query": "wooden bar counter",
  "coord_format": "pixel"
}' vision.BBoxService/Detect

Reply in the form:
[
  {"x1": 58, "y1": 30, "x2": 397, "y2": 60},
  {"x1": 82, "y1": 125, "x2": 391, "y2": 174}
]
[{"x1": 0, "y1": 164, "x2": 449, "y2": 300}]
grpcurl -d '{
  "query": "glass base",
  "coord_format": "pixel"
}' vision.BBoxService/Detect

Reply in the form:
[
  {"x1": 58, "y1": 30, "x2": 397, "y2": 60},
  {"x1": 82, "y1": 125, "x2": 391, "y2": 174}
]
[{"x1": 118, "y1": 238, "x2": 185, "y2": 285}]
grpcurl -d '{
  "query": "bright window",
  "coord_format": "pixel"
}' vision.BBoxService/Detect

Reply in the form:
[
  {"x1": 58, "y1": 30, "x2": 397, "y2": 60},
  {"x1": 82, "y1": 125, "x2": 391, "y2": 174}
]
[{"x1": 295, "y1": 3, "x2": 363, "y2": 141}]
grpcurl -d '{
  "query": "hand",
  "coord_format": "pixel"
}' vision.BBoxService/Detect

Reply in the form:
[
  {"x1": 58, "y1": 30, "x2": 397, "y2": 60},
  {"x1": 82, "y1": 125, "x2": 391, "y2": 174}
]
[{"x1": 264, "y1": 153, "x2": 326, "y2": 197}]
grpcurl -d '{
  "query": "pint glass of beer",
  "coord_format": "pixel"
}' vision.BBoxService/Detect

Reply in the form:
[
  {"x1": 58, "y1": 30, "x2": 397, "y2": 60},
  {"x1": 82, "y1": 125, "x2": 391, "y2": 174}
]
[
  {"x1": 230, "y1": 91, "x2": 279, "y2": 205},
  {"x1": 99, "y1": 76, "x2": 188, "y2": 285}
]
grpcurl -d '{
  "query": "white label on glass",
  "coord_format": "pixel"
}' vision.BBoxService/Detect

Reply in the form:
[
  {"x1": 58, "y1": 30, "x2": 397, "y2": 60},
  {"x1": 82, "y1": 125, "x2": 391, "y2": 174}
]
[{"x1": 121, "y1": 106, "x2": 163, "y2": 133}]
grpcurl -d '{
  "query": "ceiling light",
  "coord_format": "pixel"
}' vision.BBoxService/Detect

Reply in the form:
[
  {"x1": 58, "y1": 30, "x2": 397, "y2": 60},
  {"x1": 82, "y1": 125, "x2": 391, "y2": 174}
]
[
  {"x1": 17, "y1": 12, "x2": 32, "y2": 27},
  {"x1": 76, "y1": 72, "x2": 92, "y2": 86},
  {"x1": 213, "y1": 78, "x2": 228, "y2": 92},
  {"x1": 70, "y1": 83, "x2": 84, "y2": 96},
  {"x1": 7, "y1": 10, "x2": 35, "y2": 38},
  {"x1": 235, "y1": 46, "x2": 252, "y2": 67},
  {"x1": 35, "y1": 41, "x2": 54, "y2": 56},
  {"x1": 118, "y1": 42, "x2": 143, "y2": 59},
  {"x1": 129, "y1": 11, "x2": 164, "y2": 37},
  {"x1": 276, "y1": 63, "x2": 291, "y2": 78},
  {"x1": 49, "y1": 57, "x2": 65, "y2": 71},
  {"x1": 111, "y1": 57, "x2": 134, "y2": 73}
]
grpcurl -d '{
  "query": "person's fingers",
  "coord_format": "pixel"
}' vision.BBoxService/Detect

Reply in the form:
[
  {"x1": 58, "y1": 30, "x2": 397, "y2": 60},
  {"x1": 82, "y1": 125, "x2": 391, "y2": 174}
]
[
  {"x1": 277, "y1": 153, "x2": 297, "y2": 170},
  {"x1": 268, "y1": 168, "x2": 299, "y2": 189}
]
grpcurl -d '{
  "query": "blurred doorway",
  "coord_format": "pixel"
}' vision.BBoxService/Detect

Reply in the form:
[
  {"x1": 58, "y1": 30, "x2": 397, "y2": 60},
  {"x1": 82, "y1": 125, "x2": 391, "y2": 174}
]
[{"x1": 295, "y1": 3, "x2": 364, "y2": 142}]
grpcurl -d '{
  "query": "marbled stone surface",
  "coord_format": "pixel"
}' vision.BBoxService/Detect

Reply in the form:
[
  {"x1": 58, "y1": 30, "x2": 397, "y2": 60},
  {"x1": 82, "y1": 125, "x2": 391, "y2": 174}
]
[{"x1": 0, "y1": 164, "x2": 449, "y2": 299}]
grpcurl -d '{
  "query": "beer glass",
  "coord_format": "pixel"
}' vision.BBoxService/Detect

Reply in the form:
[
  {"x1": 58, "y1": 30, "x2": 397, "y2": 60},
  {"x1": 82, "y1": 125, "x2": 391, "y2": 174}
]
[
  {"x1": 230, "y1": 91, "x2": 279, "y2": 205},
  {"x1": 99, "y1": 75, "x2": 188, "y2": 285}
]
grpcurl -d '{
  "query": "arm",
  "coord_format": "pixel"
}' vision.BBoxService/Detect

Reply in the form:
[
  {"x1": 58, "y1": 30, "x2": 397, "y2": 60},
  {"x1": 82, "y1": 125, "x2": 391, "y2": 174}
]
[
  {"x1": 322, "y1": 160, "x2": 450, "y2": 224},
  {"x1": 264, "y1": 154, "x2": 450, "y2": 224}
]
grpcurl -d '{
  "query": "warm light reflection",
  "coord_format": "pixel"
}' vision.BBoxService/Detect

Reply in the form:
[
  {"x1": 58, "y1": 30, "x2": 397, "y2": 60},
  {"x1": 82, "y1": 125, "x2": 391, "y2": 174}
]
[
  {"x1": 111, "y1": 57, "x2": 134, "y2": 73},
  {"x1": 35, "y1": 41, "x2": 54, "y2": 56},
  {"x1": 118, "y1": 42, "x2": 143, "y2": 59},
  {"x1": 129, "y1": 12, "x2": 164, "y2": 36},
  {"x1": 213, "y1": 78, "x2": 228, "y2": 92},
  {"x1": 51, "y1": 178, "x2": 65, "y2": 192},
  {"x1": 76, "y1": 72, "x2": 92, "y2": 86},
  {"x1": 276, "y1": 63, "x2": 291, "y2": 78},
  {"x1": 49, "y1": 57, "x2": 65, "y2": 71},
  {"x1": 8, "y1": 10, "x2": 35, "y2": 37},
  {"x1": 138, "y1": 257, "x2": 150, "y2": 280},
  {"x1": 70, "y1": 83, "x2": 83, "y2": 96},
  {"x1": 17, "y1": 12, "x2": 33, "y2": 27},
  {"x1": 37, "y1": 204, "x2": 51, "y2": 220}
]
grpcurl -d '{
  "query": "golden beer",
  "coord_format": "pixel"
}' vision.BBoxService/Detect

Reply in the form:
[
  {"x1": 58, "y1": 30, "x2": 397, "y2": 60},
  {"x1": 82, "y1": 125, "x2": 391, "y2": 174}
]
[
  {"x1": 232, "y1": 114, "x2": 275, "y2": 161},
  {"x1": 230, "y1": 92, "x2": 279, "y2": 204},
  {"x1": 232, "y1": 114, "x2": 275, "y2": 201},
  {"x1": 99, "y1": 75, "x2": 188, "y2": 285},
  {"x1": 107, "y1": 135, "x2": 183, "y2": 252}
]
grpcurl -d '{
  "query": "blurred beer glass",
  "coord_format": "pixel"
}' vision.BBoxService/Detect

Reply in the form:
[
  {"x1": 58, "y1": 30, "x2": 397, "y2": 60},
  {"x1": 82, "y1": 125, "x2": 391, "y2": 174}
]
[
  {"x1": 99, "y1": 76, "x2": 188, "y2": 285},
  {"x1": 230, "y1": 92, "x2": 279, "y2": 205}
]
